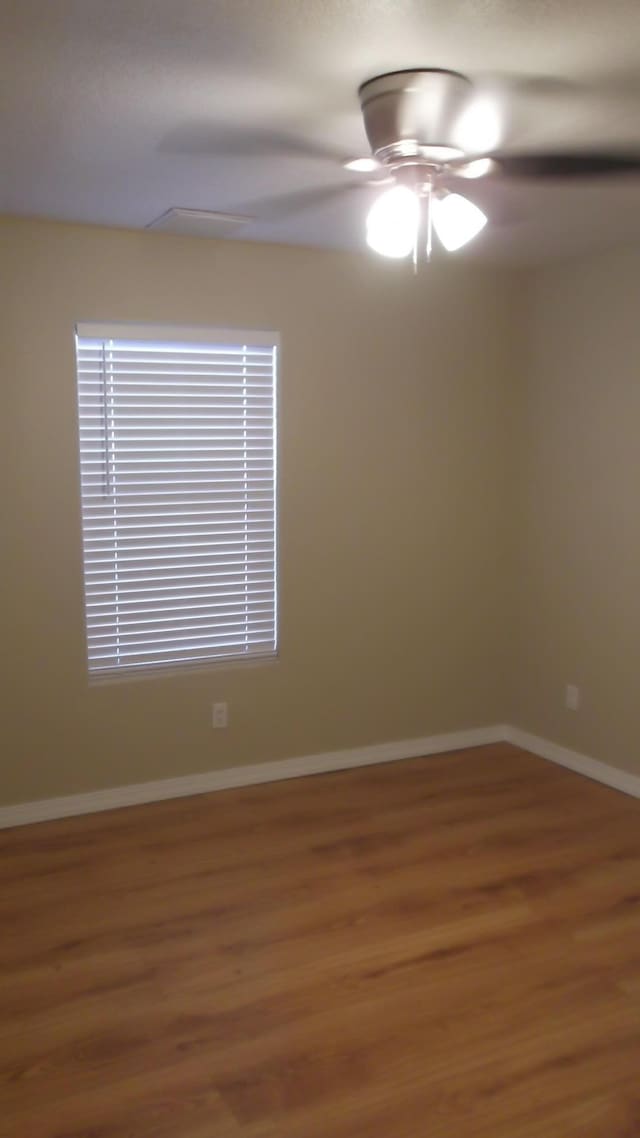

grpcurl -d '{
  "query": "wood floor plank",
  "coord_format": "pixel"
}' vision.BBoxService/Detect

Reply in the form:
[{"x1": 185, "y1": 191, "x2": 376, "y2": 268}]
[{"x1": 0, "y1": 743, "x2": 638, "y2": 1136}]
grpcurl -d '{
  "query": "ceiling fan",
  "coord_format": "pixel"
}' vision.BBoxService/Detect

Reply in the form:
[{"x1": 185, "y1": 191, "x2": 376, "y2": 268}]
[
  {"x1": 164, "y1": 67, "x2": 640, "y2": 257},
  {"x1": 346, "y1": 69, "x2": 640, "y2": 259}
]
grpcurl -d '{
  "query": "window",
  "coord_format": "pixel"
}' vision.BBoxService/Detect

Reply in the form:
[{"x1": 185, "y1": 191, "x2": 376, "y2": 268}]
[{"x1": 75, "y1": 323, "x2": 278, "y2": 677}]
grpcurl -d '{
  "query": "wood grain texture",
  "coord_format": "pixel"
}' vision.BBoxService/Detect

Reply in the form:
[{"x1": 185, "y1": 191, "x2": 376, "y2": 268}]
[{"x1": 0, "y1": 742, "x2": 638, "y2": 1137}]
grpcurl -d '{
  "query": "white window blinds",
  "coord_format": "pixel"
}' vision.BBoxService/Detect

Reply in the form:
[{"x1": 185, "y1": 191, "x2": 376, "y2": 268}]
[{"x1": 75, "y1": 323, "x2": 278, "y2": 676}]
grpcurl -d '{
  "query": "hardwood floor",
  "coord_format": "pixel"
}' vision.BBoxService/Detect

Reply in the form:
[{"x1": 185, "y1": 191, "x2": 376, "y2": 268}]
[{"x1": 1, "y1": 742, "x2": 639, "y2": 1137}]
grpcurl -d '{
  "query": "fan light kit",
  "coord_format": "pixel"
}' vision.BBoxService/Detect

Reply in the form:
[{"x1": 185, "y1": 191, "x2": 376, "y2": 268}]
[{"x1": 366, "y1": 184, "x2": 487, "y2": 259}]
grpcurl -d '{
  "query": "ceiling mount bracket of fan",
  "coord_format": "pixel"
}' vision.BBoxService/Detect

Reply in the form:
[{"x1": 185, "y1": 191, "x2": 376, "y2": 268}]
[{"x1": 358, "y1": 69, "x2": 475, "y2": 168}]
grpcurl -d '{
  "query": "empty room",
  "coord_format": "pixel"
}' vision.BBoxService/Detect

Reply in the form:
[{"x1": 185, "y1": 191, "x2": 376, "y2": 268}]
[{"x1": 1, "y1": 2, "x2": 639, "y2": 1135}]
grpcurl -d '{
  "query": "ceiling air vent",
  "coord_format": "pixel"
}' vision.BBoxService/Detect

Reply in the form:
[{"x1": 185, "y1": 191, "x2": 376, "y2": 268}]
[{"x1": 146, "y1": 208, "x2": 253, "y2": 238}]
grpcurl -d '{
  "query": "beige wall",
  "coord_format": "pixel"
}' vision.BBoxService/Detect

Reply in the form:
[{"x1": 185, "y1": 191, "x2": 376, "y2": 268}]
[
  {"x1": 1, "y1": 217, "x2": 518, "y2": 806},
  {"x1": 514, "y1": 244, "x2": 640, "y2": 776}
]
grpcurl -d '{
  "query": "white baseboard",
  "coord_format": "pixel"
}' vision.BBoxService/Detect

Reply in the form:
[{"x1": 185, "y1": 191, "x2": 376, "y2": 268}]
[
  {"x1": 3, "y1": 722, "x2": 638, "y2": 831},
  {"x1": 0, "y1": 724, "x2": 504, "y2": 830},
  {"x1": 504, "y1": 725, "x2": 640, "y2": 799}
]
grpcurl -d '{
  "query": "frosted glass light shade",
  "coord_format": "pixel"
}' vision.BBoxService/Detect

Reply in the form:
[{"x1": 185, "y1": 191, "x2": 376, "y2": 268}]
[
  {"x1": 432, "y1": 193, "x2": 487, "y2": 251},
  {"x1": 366, "y1": 186, "x2": 419, "y2": 258}
]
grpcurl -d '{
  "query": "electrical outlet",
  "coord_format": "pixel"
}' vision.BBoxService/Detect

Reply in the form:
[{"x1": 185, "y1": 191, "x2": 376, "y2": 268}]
[
  {"x1": 212, "y1": 701, "x2": 228, "y2": 728},
  {"x1": 565, "y1": 684, "x2": 580, "y2": 711}
]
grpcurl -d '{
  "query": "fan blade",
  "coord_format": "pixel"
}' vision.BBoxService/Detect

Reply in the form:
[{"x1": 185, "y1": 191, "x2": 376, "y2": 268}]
[
  {"x1": 237, "y1": 181, "x2": 368, "y2": 224},
  {"x1": 491, "y1": 152, "x2": 640, "y2": 179},
  {"x1": 483, "y1": 70, "x2": 640, "y2": 104},
  {"x1": 472, "y1": 73, "x2": 640, "y2": 160},
  {"x1": 159, "y1": 122, "x2": 347, "y2": 164}
]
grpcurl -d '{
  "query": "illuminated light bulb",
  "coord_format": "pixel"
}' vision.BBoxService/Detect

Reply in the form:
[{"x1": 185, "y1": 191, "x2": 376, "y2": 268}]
[
  {"x1": 344, "y1": 157, "x2": 379, "y2": 172},
  {"x1": 366, "y1": 186, "x2": 419, "y2": 258},
  {"x1": 432, "y1": 193, "x2": 487, "y2": 251}
]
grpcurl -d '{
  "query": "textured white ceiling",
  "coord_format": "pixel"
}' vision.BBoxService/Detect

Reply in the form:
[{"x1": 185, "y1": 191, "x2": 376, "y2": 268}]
[{"x1": 1, "y1": 0, "x2": 640, "y2": 262}]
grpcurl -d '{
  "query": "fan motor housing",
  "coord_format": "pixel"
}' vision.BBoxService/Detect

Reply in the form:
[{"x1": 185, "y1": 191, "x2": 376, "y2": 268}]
[{"x1": 358, "y1": 69, "x2": 474, "y2": 166}]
